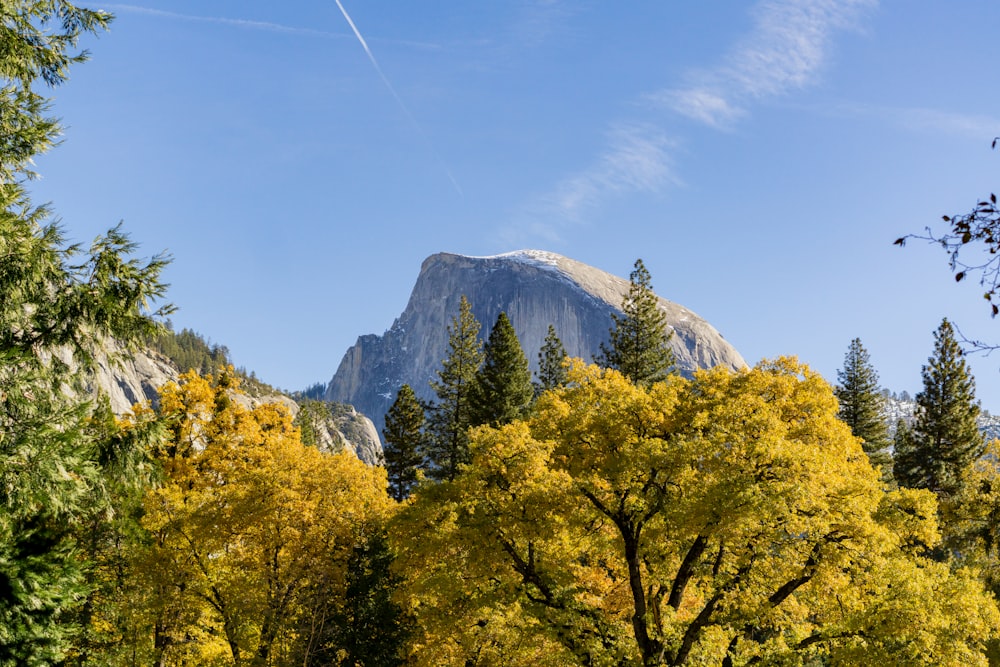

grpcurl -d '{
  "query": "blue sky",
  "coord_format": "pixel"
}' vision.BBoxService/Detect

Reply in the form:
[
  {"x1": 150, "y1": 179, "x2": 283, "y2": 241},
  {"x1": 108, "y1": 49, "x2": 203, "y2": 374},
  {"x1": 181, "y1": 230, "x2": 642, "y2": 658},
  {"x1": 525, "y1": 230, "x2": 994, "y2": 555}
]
[{"x1": 28, "y1": 1, "x2": 1000, "y2": 408}]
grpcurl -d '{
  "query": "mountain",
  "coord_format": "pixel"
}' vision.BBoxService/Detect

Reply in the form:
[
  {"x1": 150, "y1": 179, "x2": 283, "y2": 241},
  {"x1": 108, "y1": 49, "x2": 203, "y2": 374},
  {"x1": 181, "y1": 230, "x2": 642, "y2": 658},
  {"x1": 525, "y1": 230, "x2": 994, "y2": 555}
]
[
  {"x1": 326, "y1": 250, "x2": 747, "y2": 434},
  {"x1": 883, "y1": 395, "x2": 1000, "y2": 442},
  {"x1": 86, "y1": 339, "x2": 384, "y2": 464}
]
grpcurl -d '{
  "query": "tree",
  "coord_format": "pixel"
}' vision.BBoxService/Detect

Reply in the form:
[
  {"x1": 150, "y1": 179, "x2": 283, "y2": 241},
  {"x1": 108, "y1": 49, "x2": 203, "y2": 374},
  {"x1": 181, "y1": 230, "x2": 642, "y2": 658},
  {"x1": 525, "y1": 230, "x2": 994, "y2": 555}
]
[
  {"x1": 393, "y1": 360, "x2": 1000, "y2": 666},
  {"x1": 595, "y1": 258, "x2": 675, "y2": 384},
  {"x1": 424, "y1": 296, "x2": 483, "y2": 481},
  {"x1": 835, "y1": 338, "x2": 891, "y2": 477},
  {"x1": 535, "y1": 324, "x2": 568, "y2": 395},
  {"x1": 305, "y1": 531, "x2": 410, "y2": 667},
  {"x1": 469, "y1": 312, "x2": 534, "y2": 428},
  {"x1": 892, "y1": 419, "x2": 920, "y2": 489},
  {"x1": 383, "y1": 384, "x2": 425, "y2": 501},
  {"x1": 897, "y1": 319, "x2": 983, "y2": 499},
  {"x1": 127, "y1": 371, "x2": 395, "y2": 667},
  {"x1": 0, "y1": 4, "x2": 174, "y2": 663}
]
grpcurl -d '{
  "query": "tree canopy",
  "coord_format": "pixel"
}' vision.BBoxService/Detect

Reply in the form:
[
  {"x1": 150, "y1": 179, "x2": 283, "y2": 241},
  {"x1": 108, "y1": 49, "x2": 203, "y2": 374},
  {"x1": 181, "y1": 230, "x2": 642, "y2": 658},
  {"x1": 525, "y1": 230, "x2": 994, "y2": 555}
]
[
  {"x1": 393, "y1": 360, "x2": 999, "y2": 665},
  {"x1": 0, "y1": 3, "x2": 174, "y2": 663}
]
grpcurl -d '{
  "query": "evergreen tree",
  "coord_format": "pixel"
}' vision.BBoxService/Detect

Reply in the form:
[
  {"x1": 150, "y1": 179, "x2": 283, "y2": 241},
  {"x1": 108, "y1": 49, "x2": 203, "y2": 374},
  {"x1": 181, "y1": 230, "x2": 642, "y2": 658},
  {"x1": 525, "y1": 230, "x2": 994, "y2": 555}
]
[
  {"x1": 312, "y1": 532, "x2": 410, "y2": 667},
  {"x1": 469, "y1": 312, "x2": 534, "y2": 427},
  {"x1": 892, "y1": 419, "x2": 921, "y2": 491},
  {"x1": 835, "y1": 338, "x2": 892, "y2": 476},
  {"x1": 382, "y1": 384, "x2": 425, "y2": 501},
  {"x1": 535, "y1": 324, "x2": 568, "y2": 395},
  {"x1": 896, "y1": 318, "x2": 983, "y2": 499},
  {"x1": 0, "y1": 4, "x2": 171, "y2": 664},
  {"x1": 424, "y1": 296, "x2": 483, "y2": 481},
  {"x1": 595, "y1": 258, "x2": 675, "y2": 384}
]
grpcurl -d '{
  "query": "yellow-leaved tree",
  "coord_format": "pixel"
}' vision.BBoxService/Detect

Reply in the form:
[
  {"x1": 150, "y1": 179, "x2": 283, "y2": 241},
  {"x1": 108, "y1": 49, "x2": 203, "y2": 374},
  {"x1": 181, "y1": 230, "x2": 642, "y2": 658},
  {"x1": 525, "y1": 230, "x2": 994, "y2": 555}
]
[
  {"x1": 122, "y1": 370, "x2": 395, "y2": 667},
  {"x1": 393, "y1": 359, "x2": 1000, "y2": 666}
]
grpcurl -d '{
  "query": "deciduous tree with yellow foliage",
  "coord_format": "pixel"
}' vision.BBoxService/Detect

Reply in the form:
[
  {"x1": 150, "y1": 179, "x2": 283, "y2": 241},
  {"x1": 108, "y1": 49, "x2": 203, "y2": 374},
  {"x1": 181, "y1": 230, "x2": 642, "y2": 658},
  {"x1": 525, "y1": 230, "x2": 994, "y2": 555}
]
[
  {"x1": 394, "y1": 360, "x2": 1000, "y2": 666},
  {"x1": 118, "y1": 370, "x2": 396, "y2": 667}
]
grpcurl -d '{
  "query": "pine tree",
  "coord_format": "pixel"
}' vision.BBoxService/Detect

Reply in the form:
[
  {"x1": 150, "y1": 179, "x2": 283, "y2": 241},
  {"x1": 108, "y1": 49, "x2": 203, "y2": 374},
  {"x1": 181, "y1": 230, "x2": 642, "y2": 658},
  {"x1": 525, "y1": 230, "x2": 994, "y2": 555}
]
[
  {"x1": 424, "y1": 296, "x2": 483, "y2": 481},
  {"x1": 535, "y1": 324, "x2": 568, "y2": 395},
  {"x1": 835, "y1": 338, "x2": 892, "y2": 477},
  {"x1": 896, "y1": 318, "x2": 983, "y2": 499},
  {"x1": 316, "y1": 532, "x2": 410, "y2": 667},
  {"x1": 469, "y1": 312, "x2": 534, "y2": 427},
  {"x1": 595, "y1": 258, "x2": 675, "y2": 384},
  {"x1": 0, "y1": 4, "x2": 172, "y2": 664},
  {"x1": 382, "y1": 384, "x2": 425, "y2": 501},
  {"x1": 892, "y1": 419, "x2": 921, "y2": 491}
]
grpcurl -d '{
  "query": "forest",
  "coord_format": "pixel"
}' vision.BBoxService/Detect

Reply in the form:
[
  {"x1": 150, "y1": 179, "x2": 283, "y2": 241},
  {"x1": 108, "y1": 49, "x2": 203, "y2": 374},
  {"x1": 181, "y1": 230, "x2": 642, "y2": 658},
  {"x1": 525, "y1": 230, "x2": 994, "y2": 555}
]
[{"x1": 6, "y1": 2, "x2": 1000, "y2": 666}]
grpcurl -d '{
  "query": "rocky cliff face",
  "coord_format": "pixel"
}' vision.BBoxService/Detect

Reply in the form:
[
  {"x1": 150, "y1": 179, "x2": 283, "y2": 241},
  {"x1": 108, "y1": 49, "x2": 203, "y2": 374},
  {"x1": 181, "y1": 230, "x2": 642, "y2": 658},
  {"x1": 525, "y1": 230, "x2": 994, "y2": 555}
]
[
  {"x1": 85, "y1": 343, "x2": 383, "y2": 464},
  {"x1": 326, "y1": 250, "x2": 747, "y2": 434}
]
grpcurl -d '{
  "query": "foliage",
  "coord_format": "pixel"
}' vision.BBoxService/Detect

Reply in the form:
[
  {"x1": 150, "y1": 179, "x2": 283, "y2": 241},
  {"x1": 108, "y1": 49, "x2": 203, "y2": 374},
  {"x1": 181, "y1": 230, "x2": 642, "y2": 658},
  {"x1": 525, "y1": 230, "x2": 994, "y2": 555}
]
[
  {"x1": 145, "y1": 325, "x2": 231, "y2": 375},
  {"x1": 302, "y1": 531, "x2": 410, "y2": 667},
  {"x1": 835, "y1": 338, "x2": 892, "y2": 478},
  {"x1": 394, "y1": 360, "x2": 1000, "y2": 665},
  {"x1": 123, "y1": 370, "x2": 395, "y2": 666},
  {"x1": 469, "y1": 312, "x2": 533, "y2": 428},
  {"x1": 297, "y1": 382, "x2": 328, "y2": 402},
  {"x1": 595, "y1": 258, "x2": 675, "y2": 384},
  {"x1": 895, "y1": 319, "x2": 983, "y2": 500},
  {"x1": 534, "y1": 324, "x2": 568, "y2": 395},
  {"x1": 424, "y1": 295, "x2": 483, "y2": 481},
  {"x1": 383, "y1": 384, "x2": 425, "y2": 501},
  {"x1": 294, "y1": 398, "x2": 336, "y2": 450},
  {"x1": 0, "y1": 3, "x2": 175, "y2": 662}
]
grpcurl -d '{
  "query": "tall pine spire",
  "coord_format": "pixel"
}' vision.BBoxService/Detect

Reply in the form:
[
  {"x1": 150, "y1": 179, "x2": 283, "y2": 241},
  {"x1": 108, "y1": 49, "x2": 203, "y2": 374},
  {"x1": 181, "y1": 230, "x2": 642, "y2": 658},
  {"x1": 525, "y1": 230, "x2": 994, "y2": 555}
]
[
  {"x1": 835, "y1": 338, "x2": 891, "y2": 477},
  {"x1": 382, "y1": 384, "x2": 425, "y2": 501},
  {"x1": 469, "y1": 312, "x2": 533, "y2": 428},
  {"x1": 424, "y1": 296, "x2": 483, "y2": 481},
  {"x1": 596, "y1": 258, "x2": 675, "y2": 384},
  {"x1": 894, "y1": 318, "x2": 983, "y2": 498},
  {"x1": 535, "y1": 324, "x2": 568, "y2": 395}
]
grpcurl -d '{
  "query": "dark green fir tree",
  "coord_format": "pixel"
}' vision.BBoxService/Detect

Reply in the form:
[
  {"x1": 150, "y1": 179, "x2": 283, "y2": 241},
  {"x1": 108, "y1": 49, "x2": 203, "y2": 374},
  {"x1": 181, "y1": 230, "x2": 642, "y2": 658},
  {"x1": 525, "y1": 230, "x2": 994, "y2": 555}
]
[
  {"x1": 893, "y1": 318, "x2": 983, "y2": 499},
  {"x1": 535, "y1": 324, "x2": 568, "y2": 396},
  {"x1": 424, "y1": 296, "x2": 483, "y2": 481},
  {"x1": 595, "y1": 258, "x2": 675, "y2": 385},
  {"x1": 0, "y1": 3, "x2": 172, "y2": 664},
  {"x1": 382, "y1": 384, "x2": 425, "y2": 501},
  {"x1": 835, "y1": 338, "x2": 892, "y2": 477},
  {"x1": 469, "y1": 312, "x2": 534, "y2": 427},
  {"x1": 301, "y1": 531, "x2": 410, "y2": 667}
]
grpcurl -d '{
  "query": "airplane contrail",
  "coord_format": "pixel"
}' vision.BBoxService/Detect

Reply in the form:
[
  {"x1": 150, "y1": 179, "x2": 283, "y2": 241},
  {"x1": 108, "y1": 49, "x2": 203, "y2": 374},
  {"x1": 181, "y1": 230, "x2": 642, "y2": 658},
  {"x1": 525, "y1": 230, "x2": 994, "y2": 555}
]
[{"x1": 333, "y1": 0, "x2": 463, "y2": 196}]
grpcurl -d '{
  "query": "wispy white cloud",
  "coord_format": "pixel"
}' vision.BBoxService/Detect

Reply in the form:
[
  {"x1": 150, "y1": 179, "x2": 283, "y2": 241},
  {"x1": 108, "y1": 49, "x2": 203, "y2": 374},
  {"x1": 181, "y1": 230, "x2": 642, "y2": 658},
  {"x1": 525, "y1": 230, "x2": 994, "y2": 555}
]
[
  {"x1": 515, "y1": 0, "x2": 876, "y2": 239},
  {"x1": 505, "y1": 124, "x2": 677, "y2": 242},
  {"x1": 547, "y1": 124, "x2": 677, "y2": 221},
  {"x1": 653, "y1": 0, "x2": 876, "y2": 127}
]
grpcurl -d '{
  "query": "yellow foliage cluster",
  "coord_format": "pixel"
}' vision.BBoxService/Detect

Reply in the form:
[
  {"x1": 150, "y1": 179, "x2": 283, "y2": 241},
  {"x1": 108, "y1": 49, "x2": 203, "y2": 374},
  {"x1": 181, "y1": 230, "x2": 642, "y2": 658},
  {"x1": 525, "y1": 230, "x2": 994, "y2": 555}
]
[
  {"x1": 393, "y1": 359, "x2": 1000, "y2": 666},
  {"x1": 123, "y1": 370, "x2": 395, "y2": 667}
]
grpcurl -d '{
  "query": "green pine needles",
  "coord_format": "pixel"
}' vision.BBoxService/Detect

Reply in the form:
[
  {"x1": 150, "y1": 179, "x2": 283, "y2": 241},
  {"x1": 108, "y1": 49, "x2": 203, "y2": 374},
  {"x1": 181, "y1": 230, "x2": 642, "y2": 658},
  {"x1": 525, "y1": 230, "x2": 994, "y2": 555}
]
[
  {"x1": 835, "y1": 338, "x2": 891, "y2": 477},
  {"x1": 596, "y1": 258, "x2": 675, "y2": 384},
  {"x1": 894, "y1": 319, "x2": 983, "y2": 498}
]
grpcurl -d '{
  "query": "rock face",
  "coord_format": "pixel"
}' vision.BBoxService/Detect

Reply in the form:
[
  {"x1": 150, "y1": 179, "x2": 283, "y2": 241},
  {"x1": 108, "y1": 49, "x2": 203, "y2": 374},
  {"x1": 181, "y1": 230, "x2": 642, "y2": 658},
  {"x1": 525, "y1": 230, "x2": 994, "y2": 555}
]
[
  {"x1": 326, "y1": 250, "x2": 747, "y2": 434},
  {"x1": 85, "y1": 343, "x2": 384, "y2": 465},
  {"x1": 86, "y1": 342, "x2": 178, "y2": 415}
]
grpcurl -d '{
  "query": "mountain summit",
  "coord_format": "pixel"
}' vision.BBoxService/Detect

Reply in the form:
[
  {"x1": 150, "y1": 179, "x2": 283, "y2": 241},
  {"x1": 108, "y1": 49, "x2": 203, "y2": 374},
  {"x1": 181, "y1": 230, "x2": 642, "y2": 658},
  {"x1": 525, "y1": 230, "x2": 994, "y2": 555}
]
[{"x1": 326, "y1": 251, "x2": 746, "y2": 434}]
